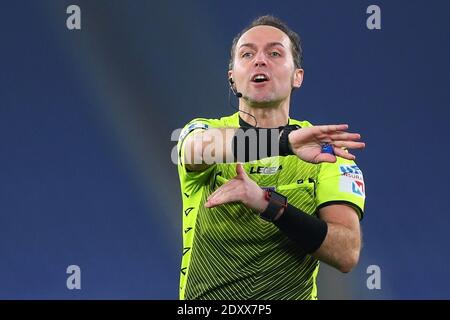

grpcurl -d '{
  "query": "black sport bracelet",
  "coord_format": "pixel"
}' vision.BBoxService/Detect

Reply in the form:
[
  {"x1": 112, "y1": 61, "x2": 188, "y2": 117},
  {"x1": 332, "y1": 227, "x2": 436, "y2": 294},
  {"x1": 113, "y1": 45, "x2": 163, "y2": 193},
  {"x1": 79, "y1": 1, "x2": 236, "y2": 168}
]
[
  {"x1": 273, "y1": 204, "x2": 328, "y2": 254},
  {"x1": 231, "y1": 127, "x2": 279, "y2": 162},
  {"x1": 279, "y1": 124, "x2": 300, "y2": 156}
]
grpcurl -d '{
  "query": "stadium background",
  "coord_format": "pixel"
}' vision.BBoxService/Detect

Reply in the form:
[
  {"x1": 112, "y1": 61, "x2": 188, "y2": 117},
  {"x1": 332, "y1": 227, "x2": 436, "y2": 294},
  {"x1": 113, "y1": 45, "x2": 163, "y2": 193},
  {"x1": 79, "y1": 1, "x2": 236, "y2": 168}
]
[{"x1": 1, "y1": 0, "x2": 449, "y2": 299}]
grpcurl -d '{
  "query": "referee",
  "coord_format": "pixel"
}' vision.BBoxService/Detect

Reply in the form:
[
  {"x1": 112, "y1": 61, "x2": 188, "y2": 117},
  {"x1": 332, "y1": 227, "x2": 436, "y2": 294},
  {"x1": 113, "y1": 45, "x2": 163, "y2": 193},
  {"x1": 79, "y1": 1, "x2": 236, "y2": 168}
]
[{"x1": 176, "y1": 15, "x2": 366, "y2": 300}]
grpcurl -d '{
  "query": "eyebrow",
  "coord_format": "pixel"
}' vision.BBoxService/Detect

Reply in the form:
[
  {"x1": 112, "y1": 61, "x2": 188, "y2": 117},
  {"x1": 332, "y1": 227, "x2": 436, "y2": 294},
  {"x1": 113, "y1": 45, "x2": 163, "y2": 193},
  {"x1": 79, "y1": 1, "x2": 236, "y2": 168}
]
[{"x1": 238, "y1": 42, "x2": 285, "y2": 50}]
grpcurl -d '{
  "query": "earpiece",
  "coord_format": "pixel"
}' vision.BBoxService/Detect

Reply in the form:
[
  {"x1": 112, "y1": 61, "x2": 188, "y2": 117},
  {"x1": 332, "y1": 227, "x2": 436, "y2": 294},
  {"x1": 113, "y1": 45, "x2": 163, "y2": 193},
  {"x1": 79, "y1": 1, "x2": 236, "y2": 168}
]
[{"x1": 228, "y1": 78, "x2": 242, "y2": 98}]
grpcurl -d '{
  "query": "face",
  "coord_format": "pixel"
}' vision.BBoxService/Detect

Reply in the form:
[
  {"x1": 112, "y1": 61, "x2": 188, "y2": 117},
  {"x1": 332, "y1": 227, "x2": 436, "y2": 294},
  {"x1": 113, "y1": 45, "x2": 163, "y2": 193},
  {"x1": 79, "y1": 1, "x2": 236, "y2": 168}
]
[{"x1": 229, "y1": 25, "x2": 303, "y2": 106}]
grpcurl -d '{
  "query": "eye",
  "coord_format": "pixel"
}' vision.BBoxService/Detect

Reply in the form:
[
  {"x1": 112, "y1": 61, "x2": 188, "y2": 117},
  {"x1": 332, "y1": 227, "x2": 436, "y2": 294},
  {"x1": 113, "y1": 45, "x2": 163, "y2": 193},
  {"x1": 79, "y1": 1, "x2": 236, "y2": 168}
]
[
  {"x1": 269, "y1": 51, "x2": 281, "y2": 57},
  {"x1": 241, "y1": 52, "x2": 253, "y2": 58}
]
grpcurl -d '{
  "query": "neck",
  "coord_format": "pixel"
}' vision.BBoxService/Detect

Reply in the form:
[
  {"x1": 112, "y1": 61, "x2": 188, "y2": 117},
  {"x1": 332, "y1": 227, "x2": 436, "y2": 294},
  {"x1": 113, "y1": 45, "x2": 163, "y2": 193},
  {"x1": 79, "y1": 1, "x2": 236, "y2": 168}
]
[{"x1": 238, "y1": 98, "x2": 290, "y2": 128}]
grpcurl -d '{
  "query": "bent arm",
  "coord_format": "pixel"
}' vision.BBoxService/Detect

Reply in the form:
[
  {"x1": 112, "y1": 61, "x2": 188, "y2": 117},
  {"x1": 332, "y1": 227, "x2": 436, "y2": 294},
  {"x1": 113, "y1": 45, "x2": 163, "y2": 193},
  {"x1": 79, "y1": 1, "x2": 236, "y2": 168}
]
[
  {"x1": 313, "y1": 204, "x2": 361, "y2": 273},
  {"x1": 183, "y1": 128, "x2": 237, "y2": 171},
  {"x1": 203, "y1": 163, "x2": 363, "y2": 273}
]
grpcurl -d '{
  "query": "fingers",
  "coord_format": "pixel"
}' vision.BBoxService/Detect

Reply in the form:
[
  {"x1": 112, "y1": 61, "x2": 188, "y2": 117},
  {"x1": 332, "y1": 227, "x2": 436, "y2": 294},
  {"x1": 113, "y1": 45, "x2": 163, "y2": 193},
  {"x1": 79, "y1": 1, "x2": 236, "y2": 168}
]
[
  {"x1": 332, "y1": 147, "x2": 356, "y2": 160},
  {"x1": 329, "y1": 132, "x2": 361, "y2": 141},
  {"x1": 332, "y1": 141, "x2": 366, "y2": 149},
  {"x1": 205, "y1": 185, "x2": 239, "y2": 208},
  {"x1": 317, "y1": 124, "x2": 349, "y2": 134},
  {"x1": 329, "y1": 140, "x2": 365, "y2": 161},
  {"x1": 316, "y1": 125, "x2": 362, "y2": 140},
  {"x1": 311, "y1": 148, "x2": 359, "y2": 163},
  {"x1": 317, "y1": 126, "x2": 365, "y2": 154},
  {"x1": 207, "y1": 179, "x2": 237, "y2": 202}
]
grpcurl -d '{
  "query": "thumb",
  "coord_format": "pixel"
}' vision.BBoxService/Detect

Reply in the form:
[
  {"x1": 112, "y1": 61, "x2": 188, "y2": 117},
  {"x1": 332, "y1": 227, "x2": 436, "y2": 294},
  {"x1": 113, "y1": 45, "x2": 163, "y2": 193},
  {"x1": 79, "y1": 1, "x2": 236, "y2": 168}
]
[
  {"x1": 313, "y1": 153, "x2": 337, "y2": 164},
  {"x1": 236, "y1": 163, "x2": 247, "y2": 178}
]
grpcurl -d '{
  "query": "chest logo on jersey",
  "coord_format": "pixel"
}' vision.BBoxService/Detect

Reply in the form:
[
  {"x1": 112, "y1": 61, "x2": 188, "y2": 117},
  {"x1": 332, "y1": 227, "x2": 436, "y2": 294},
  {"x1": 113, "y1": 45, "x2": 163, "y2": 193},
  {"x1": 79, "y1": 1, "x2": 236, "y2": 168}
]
[{"x1": 249, "y1": 165, "x2": 282, "y2": 175}]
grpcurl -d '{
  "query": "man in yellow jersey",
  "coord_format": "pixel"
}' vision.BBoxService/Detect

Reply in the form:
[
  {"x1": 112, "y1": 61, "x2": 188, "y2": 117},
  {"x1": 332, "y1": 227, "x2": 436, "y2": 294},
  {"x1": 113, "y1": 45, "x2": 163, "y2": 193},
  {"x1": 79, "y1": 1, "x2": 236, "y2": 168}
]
[{"x1": 176, "y1": 15, "x2": 366, "y2": 300}]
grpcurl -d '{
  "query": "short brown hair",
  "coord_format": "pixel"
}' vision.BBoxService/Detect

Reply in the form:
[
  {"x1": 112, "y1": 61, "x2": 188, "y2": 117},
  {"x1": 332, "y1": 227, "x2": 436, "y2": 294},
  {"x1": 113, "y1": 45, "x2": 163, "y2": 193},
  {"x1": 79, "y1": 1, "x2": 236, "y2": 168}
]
[{"x1": 228, "y1": 15, "x2": 303, "y2": 70}]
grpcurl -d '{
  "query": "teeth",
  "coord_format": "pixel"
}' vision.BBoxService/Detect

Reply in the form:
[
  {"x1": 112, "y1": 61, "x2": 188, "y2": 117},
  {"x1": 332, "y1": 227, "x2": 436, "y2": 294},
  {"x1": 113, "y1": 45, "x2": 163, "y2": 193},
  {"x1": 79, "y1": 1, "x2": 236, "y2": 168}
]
[{"x1": 253, "y1": 74, "x2": 267, "y2": 81}]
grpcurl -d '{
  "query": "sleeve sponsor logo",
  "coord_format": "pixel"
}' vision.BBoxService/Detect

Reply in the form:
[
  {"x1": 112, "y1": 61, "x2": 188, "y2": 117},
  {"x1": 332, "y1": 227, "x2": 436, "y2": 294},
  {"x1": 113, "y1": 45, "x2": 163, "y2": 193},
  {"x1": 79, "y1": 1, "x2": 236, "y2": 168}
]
[
  {"x1": 178, "y1": 123, "x2": 209, "y2": 142},
  {"x1": 339, "y1": 164, "x2": 362, "y2": 176},
  {"x1": 339, "y1": 165, "x2": 365, "y2": 197}
]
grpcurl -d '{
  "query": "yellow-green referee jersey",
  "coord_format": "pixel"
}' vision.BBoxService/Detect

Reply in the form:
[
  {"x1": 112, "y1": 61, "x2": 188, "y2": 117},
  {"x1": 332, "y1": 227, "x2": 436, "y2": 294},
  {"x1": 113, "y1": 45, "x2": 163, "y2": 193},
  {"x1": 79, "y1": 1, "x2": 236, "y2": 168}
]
[{"x1": 177, "y1": 112, "x2": 365, "y2": 300}]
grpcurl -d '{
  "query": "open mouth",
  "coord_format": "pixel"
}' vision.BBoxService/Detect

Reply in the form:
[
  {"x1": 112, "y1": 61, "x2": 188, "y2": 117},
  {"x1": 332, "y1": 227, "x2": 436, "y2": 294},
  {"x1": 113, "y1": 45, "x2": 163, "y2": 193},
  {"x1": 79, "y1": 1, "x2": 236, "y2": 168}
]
[{"x1": 251, "y1": 74, "x2": 269, "y2": 83}]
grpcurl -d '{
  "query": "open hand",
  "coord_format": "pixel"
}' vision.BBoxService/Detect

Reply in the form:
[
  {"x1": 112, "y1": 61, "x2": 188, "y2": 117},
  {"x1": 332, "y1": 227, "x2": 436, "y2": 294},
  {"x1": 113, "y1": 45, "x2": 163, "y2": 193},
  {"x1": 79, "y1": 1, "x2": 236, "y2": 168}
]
[
  {"x1": 204, "y1": 164, "x2": 268, "y2": 212},
  {"x1": 288, "y1": 124, "x2": 365, "y2": 163}
]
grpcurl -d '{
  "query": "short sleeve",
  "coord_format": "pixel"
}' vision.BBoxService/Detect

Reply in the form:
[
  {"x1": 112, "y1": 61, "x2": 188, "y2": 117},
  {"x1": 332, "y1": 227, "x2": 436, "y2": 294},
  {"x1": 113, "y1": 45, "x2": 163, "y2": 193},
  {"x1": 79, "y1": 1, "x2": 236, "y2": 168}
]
[
  {"x1": 177, "y1": 118, "x2": 216, "y2": 194},
  {"x1": 316, "y1": 157, "x2": 366, "y2": 220}
]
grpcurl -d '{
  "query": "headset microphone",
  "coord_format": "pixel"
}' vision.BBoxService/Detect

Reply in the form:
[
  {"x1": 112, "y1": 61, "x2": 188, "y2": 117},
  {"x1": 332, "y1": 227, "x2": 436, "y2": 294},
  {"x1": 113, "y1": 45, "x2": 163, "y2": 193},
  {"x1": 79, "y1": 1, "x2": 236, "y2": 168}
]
[
  {"x1": 228, "y1": 78, "x2": 257, "y2": 127},
  {"x1": 228, "y1": 78, "x2": 243, "y2": 98}
]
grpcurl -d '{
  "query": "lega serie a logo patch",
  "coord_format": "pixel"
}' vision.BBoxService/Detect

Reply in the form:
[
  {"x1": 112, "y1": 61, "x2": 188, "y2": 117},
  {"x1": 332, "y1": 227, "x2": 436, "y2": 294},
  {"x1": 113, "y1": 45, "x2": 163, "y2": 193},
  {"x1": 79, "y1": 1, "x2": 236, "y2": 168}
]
[
  {"x1": 249, "y1": 165, "x2": 282, "y2": 175},
  {"x1": 339, "y1": 165, "x2": 365, "y2": 197}
]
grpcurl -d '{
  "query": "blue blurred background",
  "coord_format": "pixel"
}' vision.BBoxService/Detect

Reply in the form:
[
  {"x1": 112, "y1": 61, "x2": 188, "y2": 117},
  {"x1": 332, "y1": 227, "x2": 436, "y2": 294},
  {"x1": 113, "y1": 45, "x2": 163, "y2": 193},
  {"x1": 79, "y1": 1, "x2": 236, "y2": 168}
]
[{"x1": 0, "y1": 0, "x2": 449, "y2": 299}]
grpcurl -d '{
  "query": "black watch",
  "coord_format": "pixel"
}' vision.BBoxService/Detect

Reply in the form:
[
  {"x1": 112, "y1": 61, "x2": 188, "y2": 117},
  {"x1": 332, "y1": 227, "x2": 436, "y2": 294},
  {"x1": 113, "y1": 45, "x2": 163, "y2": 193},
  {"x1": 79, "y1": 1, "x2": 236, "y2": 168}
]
[{"x1": 260, "y1": 189, "x2": 288, "y2": 222}]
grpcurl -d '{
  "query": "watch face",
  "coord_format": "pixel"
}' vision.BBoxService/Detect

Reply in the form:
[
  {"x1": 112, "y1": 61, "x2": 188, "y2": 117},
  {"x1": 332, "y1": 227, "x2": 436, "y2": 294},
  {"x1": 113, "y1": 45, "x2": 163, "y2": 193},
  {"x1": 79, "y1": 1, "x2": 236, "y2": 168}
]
[
  {"x1": 260, "y1": 210, "x2": 276, "y2": 222},
  {"x1": 260, "y1": 189, "x2": 288, "y2": 222},
  {"x1": 270, "y1": 191, "x2": 288, "y2": 206}
]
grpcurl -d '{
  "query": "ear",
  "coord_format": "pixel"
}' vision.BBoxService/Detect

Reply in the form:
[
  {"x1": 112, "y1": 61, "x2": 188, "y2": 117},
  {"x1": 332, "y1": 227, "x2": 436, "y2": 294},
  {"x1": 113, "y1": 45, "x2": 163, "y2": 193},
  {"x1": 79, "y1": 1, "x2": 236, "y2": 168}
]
[
  {"x1": 292, "y1": 68, "x2": 304, "y2": 88},
  {"x1": 228, "y1": 70, "x2": 233, "y2": 82}
]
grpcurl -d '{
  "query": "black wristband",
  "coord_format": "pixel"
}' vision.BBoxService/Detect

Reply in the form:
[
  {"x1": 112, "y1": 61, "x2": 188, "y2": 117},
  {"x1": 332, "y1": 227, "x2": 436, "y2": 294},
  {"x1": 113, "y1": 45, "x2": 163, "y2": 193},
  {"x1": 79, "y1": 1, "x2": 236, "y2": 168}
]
[
  {"x1": 231, "y1": 127, "x2": 280, "y2": 162},
  {"x1": 279, "y1": 125, "x2": 300, "y2": 156},
  {"x1": 273, "y1": 204, "x2": 328, "y2": 254},
  {"x1": 231, "y1": 125, "x2": 301, "y2": 162}
]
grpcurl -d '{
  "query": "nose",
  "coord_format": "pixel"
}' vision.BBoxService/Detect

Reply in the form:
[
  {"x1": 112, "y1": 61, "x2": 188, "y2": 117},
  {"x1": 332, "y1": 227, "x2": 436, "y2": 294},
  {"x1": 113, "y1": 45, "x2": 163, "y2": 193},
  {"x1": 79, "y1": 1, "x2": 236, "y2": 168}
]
[{"x1": 254, "y1": 51, "x2": 267, "y2": 67}]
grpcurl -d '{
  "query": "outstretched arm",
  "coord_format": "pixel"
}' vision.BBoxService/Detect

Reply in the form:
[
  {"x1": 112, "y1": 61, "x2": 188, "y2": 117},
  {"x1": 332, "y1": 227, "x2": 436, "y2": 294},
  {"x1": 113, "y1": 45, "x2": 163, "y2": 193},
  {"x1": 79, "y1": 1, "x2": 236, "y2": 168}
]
[{"x1": 183, "y1": 124, "x2": 364, "y2": 171}]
